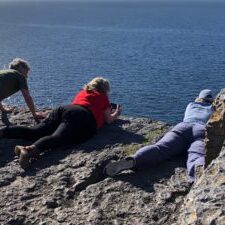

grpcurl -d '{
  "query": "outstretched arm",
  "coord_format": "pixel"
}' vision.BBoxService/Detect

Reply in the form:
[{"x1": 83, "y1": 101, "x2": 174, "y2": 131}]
[
  {"x1": 21, "y1": 89, "x2": 45, "y2": 122},
  {"x1": 104, "y1": 104, "x2": 122, "y2": 124}
]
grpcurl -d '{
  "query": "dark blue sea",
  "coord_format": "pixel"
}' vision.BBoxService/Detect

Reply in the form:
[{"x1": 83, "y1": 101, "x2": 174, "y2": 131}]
[{"x1": 0, "y1": 1, "x2": 225, "y2": 124}]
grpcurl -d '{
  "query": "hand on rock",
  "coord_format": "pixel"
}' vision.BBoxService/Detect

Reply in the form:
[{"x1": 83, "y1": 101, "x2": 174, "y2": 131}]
[{"x1": 34, "y1": 111, "x2": 48, "y2": 124}]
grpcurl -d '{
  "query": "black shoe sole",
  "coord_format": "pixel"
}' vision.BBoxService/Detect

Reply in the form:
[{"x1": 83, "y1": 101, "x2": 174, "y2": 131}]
[{"x1": 104, "y1": 159, "x2": 134, "y2": 177}]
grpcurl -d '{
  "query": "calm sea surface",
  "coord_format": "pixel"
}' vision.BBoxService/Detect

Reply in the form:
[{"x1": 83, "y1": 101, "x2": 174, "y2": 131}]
[{"x1": 0, "y1": 1, "x2": 225, "y2": 124}]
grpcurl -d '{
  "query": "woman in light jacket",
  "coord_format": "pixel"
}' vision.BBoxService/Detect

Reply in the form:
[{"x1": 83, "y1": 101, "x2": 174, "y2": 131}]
[{"x1": 104, "y1": 89, "x2": 214, "y2": 182}]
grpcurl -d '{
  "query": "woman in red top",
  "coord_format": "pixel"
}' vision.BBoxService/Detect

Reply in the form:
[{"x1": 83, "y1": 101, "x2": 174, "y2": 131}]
[
  {"x1": 0, "y1": 77, "x2": 121, "y2": 169},
  {"x1": 72, "y1": 77, "x2": 119, "y2": 129}
]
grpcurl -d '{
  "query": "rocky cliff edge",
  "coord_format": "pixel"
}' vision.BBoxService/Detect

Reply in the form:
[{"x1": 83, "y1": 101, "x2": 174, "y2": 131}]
[{"x1": 0, "y1": 108, "x2": 224, "y2": 225}]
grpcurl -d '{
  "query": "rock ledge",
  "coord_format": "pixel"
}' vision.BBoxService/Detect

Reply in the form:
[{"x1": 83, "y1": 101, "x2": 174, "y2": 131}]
[{"x1": 0, "y1": 108, "x2": 224, "y2": 225}]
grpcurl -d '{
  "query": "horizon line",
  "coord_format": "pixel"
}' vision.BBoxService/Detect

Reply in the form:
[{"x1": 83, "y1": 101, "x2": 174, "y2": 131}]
[{"x1": 0, "y1": 0, "x2": 225, "y2": 2}]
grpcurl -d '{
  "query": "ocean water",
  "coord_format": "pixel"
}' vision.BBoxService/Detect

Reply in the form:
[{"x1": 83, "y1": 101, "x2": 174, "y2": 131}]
[{"x1": 0, "y1": 1, "x2": 225, "y2": 124}]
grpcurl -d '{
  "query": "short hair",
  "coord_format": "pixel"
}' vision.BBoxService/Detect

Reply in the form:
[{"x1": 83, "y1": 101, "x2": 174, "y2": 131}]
[
  {"x1": 8, "y1": 58, "x2": 30, "y2": 71},
  {"x1": 84, "y1": 77, "x2": 110, "y2": 94}
]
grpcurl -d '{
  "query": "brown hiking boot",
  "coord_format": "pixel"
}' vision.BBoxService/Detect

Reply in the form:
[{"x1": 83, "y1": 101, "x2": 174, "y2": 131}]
[
  {"x1": 15, "y1": 145, "x2": 23, "y2": 156},
  {"x1": 15, "y1": 145, "x2": 39, "y2": 169}
]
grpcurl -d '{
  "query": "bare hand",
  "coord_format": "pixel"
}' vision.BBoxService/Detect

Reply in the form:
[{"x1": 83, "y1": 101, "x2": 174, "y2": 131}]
[
  {"x1": 115, "y1": 104, "x2": 122, "y2": 116},
  {"x1": 34, "y1": 111, "x2": 48, "y2": 119},
  {"x1": 2, "y1": 106, "x2": 13, "y2": 113}
]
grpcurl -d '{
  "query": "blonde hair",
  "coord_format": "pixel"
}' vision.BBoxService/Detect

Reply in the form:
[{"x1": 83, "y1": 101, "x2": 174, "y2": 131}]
[
  {"x1": 195, "y1": 97, "x2": 204, "y2": 103},
  {"x1": 195, "y1": 97, "x2": 213, "y2": 104},
  {"x1": 8, "y1": 58, "x2": 30, "y2": 71},
  {"x1": 84, "y1": 77, "x2": 110, "y2": 94}
]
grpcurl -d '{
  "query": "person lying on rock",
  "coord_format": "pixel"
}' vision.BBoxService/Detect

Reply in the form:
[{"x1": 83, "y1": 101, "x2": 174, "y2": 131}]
[
  {"x1": 104, "y1": 89, "x2": 214, "y2": 183},
  {"x1": 0, "y1": 77, "x2": 122, "y2": 169},
  {"x1": 0, "y1": 58, "x2": 45, "y2": 125}
]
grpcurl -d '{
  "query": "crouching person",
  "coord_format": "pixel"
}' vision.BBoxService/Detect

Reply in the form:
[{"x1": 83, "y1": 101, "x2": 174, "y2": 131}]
[{"x1": 0, "y1": 58, "x2": 45, "y2": 125}]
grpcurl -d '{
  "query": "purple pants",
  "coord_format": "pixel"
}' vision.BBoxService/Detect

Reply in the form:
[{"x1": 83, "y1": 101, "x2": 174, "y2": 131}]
[{"x1": 133, "y1": 122, "x2": 206, "y2": 182}]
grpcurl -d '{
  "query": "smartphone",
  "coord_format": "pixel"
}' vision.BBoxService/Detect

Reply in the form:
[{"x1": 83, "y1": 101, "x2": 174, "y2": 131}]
[{"x1": 111, "y1": 103, "x2": 120, "y2": 109}]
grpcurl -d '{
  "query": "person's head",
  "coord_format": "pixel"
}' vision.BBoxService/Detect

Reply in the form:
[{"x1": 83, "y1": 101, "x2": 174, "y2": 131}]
[
  {"x1": 195, "y1": 89, "x2": 214, "y2": 103},
  {"x1": 84, "y1": 77, "x2": 110, "y2": 94},
  {"x1": 8, "y1": 58, "x2": 30, "y2": 78}
]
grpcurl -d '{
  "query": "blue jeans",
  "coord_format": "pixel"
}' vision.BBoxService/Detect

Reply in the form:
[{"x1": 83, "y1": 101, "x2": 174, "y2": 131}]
[{"x1": 133, "y1": 122, "x2": 206, "y2": 182}]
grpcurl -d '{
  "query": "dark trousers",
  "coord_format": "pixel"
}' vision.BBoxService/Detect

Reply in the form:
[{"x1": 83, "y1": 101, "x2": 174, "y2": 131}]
[{"x1": 2, "y1": 105, "x2": 97, "y2": 152}]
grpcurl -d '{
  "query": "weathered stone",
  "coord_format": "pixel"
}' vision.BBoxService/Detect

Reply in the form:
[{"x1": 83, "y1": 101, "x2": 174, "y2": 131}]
[
  {"x1": 0, "y1": 108, "x2": 193, "y2": 225},
  {"x1": 177, "y1": 147, "x2": 225, "y2": 225},
  {"x1": 4, "y1": 102, "x2": 225, "y2": 225},
  {"x1": 205, "y1": 88, "x2": 225, "y2": 167}
]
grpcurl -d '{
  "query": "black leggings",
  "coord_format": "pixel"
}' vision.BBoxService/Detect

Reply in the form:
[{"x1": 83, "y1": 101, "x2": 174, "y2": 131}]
[{"x1": 2, "y1": 105, "x2": 97, "y2": 152}]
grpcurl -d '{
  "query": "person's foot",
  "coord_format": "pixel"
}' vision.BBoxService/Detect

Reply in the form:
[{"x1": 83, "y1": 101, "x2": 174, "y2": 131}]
[
  {"x1": 15, "y1": 146, "x2": 31, "y2": 169},
  {"x1": 104, "y1": 157, "x2": 135, "y2": 177},
  {"x1": 1, "y1": 111, "x2": 12, "y2": 127},
  {"x1": 14, "y1": 145, "x2": 23, "y2": 156},
  {"x1": 15, "y1": 145, "x2": 39, "y2": 169},
  {"x1": 20, "y1": 149, "x2": 31, "y2": 169}
]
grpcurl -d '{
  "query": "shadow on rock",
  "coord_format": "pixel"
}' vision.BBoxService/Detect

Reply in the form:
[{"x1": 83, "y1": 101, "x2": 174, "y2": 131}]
[
  {"x1": 112, "y1": 156, "x2": 187, "y2": 193},
  {"x1": 0, "y1": 139, "x2": 32, "y2": 167},
  {"x1": 75, "y1": 119, "x2": 147, "y2": 153},
  {"x1": 11, "y1": 121, "x2": 145, "y2": 174}
]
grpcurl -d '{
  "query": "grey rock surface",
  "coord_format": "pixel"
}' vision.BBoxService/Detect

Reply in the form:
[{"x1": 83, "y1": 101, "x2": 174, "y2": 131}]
[
  {"x1": 177, "y1": 147, "x2": 225, "y2": 225},
  {"x1": 205, "y1": 88, "x2": 225, "y2": 167},
  {"x1": 0, "y1": 108, "x2": 191, "y2": 225}
]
